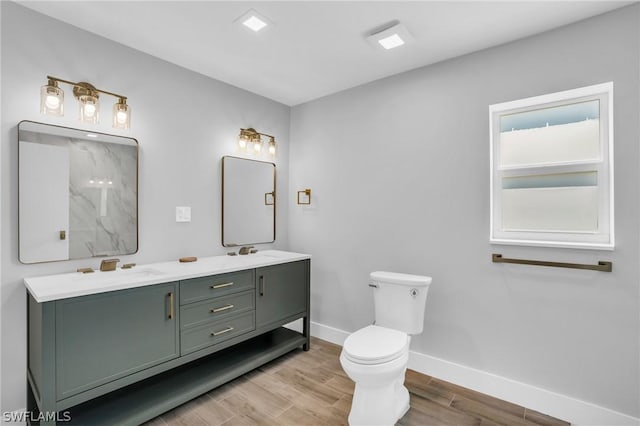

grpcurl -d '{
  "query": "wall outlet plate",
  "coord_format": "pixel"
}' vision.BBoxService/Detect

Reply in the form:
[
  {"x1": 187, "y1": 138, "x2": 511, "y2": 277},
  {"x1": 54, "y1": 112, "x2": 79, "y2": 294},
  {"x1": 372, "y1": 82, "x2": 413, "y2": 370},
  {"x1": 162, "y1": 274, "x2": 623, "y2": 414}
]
[{"x1": 176, "y1": 206, "x2": 191, "y2": 222}]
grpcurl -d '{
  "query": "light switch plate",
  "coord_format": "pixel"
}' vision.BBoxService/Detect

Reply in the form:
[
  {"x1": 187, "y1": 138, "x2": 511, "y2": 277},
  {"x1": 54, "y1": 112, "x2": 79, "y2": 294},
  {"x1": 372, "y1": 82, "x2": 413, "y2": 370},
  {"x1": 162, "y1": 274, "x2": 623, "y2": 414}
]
[{"x1": 176, "y1": 206, "x2": 191, "y2": 222}]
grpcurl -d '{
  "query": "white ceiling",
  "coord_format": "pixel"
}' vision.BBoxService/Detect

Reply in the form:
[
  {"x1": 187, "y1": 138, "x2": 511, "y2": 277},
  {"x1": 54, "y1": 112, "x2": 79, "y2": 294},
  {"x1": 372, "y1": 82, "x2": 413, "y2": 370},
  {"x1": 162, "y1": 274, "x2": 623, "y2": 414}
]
[{"x1": 18, "y1": 1, "x2": 633, "y2": 106}]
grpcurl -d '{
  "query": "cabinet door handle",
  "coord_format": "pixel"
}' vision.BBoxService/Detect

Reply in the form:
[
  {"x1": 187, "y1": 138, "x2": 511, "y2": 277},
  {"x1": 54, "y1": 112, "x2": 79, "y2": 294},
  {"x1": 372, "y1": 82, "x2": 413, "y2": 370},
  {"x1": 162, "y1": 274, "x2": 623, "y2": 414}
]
[
  {"x1": 210, "y1": 304, "x2": 234, "y2": 313},
  {"x1": 211, "y1": 326, "x2": 234, "y2": 336},
  {"x1": 167, "y1": 292, "x2": 175, "y2": 320},
  {"x1": 211, "y1": 282, "x2": 234, "y2": 289},
  {"x1": 259, "y1": 275, "x2": 265, "y2": 296}
]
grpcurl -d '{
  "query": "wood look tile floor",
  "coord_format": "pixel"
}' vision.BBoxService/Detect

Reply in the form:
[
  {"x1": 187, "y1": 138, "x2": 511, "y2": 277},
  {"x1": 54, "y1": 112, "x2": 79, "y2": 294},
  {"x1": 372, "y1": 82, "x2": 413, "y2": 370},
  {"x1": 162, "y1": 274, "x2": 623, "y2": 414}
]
[{"x1": 145, "y1": 337, "x2": 569, "y2": 426}]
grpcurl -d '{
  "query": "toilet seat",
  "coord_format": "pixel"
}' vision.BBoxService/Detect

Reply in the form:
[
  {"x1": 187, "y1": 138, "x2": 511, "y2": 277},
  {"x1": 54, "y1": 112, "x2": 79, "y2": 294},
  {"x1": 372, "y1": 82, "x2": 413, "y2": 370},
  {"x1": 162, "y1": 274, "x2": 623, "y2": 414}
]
[{"x1": 343, "y1": 325, "x2": 409, "y2": 365}]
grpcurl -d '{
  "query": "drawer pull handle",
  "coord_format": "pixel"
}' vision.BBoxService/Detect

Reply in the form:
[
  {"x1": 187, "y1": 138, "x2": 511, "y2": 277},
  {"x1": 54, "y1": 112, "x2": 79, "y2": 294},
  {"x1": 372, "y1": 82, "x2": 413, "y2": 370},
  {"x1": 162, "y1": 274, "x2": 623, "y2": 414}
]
[
  {"x1": 167, "y1": 292, "x2": 175, "y2": 320},
  {"x1": 211, "y1": 326, "x2": 234, "y2": 336},
  {"x1": 211, "y1": 282, "x2": 234, "y2": 289},
  {"x1": 259, "y1": 275, "x2": 265, "y2": 296},
  {"x1": 211, "y1": 304, "x2": 234, "y2": 313}
]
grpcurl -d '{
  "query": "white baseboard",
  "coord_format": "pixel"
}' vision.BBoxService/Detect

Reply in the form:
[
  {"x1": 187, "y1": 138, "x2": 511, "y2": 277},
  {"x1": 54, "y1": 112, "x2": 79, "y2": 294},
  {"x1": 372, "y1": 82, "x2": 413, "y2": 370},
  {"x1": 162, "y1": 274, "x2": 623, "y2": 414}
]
[{"x1": 310, "y1": 321, "x2": 639, "y2": 426}]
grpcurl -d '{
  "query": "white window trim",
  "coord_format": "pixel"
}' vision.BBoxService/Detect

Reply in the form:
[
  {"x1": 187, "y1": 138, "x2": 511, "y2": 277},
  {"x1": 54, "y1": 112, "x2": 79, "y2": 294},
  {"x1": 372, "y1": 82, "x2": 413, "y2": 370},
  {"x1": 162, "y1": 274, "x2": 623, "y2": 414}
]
[{"x1": 489, "y1": 82, "x2": 614, "y2": 250}]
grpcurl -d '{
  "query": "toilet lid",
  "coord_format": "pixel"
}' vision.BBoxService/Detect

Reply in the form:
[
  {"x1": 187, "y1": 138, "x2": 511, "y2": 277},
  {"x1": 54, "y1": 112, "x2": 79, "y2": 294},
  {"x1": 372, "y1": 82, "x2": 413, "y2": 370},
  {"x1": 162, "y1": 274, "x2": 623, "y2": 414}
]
[{"x1": 343, "y1": 325, "x2": 409, "y2": 365}]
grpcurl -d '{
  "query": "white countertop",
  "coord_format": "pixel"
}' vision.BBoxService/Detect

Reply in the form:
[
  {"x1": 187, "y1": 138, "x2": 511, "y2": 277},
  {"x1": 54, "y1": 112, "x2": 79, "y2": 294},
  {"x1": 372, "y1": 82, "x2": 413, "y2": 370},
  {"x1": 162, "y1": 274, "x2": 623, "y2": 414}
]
[{"x1": 24, "y1": 250, "x2": 311, "y2": 303}]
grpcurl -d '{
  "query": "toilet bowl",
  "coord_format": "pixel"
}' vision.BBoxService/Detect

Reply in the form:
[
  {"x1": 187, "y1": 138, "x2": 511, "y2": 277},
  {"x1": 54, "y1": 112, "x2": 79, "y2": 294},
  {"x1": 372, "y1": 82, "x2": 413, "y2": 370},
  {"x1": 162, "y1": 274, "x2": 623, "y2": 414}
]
[
  {"x1": 340, "y1": 325, "x2": 411, "y2": 425},
  {"x1": 339, "y1": 271, "x2": 432, "y2": 426}
]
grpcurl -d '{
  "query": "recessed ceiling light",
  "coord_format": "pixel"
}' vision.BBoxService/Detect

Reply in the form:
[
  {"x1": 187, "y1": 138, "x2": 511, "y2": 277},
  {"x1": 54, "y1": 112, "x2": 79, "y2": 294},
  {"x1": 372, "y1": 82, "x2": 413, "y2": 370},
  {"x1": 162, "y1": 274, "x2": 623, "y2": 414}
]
[
  {"x1": 378, "y1": 34, "x2": 405, "y2": 50},
  {"x1": 236, "y1": 9, "x2": 271, "y2": 33},
  {"x1": 244, "y1": 15, "x2": 267, "y2": 32},
  {"x1": 86, "y1": 133, "x2": 98, "y2": 138},
  {"x1": 367, "y1": 22, "x2": 413, "y2": 51}
]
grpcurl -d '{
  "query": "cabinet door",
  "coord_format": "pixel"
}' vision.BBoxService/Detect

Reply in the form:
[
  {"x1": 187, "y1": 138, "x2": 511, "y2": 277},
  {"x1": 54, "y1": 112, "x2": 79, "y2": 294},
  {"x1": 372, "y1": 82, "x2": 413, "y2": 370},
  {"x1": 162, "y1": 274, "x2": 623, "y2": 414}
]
[
  {"x1": 255, "y1": 260, "x2": 308, "y2": 329},
  {"x1": 55, "y1": 282, "x2": 179, "y2": 400}
]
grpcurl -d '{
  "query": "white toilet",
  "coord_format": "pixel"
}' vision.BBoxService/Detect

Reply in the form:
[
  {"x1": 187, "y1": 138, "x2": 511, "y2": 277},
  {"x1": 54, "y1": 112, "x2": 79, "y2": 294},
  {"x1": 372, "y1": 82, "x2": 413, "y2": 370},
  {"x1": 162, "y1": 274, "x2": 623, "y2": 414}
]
[{"x1": 340, "y1": 271, "x2": 432, "y2": 426}]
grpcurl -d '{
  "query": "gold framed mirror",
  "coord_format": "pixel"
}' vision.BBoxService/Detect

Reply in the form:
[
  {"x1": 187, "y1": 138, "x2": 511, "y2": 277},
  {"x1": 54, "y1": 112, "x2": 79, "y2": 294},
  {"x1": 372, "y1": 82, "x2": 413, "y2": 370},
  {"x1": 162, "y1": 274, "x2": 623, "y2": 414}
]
[
  {"x1": 222, "y1": 156, "x2": 275, "y2": 247},
  {"x1": 18, "y1": 121, "x2": 138, "y2": 263}
]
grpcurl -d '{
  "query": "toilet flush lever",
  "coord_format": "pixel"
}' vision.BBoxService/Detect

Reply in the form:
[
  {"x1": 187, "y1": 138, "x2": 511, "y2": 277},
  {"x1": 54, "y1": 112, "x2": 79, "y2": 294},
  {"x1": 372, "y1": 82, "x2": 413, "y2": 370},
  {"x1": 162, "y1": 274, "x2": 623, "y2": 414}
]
[
  {"x1": 368, "y1": 281, "x2": 378, "y2": 288},
  {"x1": 410, "y1": 288, "x2": 418, "y2": 297}
]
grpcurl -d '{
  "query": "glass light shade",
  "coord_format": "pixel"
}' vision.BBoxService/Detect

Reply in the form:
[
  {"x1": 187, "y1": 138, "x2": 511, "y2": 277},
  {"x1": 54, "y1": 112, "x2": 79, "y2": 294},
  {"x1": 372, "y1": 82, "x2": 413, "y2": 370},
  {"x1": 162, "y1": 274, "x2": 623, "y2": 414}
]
[
  {"x1": 79, "y1": 95, "x2": 99, "y2": 124},
  {"x1": 254, "y1": 140, "x2": 262, "y2": 152},
  {"x1": 268, "y1": 137, "x2": 276, "y2": 155},
  {"x1": 40, "y1": 84, "x2": 64, "y2": 116},
  {"x1": 112, "y1": 100, "x2": 130, "y2": 129},
  {"x1": 238, "y1": 136, "x2": 247, "y2": 149}
]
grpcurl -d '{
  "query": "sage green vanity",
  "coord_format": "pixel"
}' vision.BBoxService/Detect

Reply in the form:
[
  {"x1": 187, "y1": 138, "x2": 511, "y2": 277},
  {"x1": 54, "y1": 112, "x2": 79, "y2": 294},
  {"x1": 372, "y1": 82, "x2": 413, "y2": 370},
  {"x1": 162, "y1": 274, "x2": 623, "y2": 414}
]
[{"x1": 25, "y1": 251, "x2": 310, "y2": 425}]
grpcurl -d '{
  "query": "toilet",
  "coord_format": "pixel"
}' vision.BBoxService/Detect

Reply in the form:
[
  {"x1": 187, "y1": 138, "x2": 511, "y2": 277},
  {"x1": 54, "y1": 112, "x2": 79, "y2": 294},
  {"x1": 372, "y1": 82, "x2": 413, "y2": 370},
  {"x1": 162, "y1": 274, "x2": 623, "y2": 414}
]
[{"x1": 340, "y1": 271, "x2": 432, "y2": 426}]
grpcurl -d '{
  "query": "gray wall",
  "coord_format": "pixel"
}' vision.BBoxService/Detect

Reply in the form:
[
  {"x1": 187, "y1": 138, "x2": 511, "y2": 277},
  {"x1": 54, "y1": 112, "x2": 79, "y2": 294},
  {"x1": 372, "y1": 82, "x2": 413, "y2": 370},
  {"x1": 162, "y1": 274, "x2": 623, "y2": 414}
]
[
  {"x1": 289, "y1": 5, "x2": 639, "y2": 418},
  {"x1": 1, "y1": 2, "x2": 290, "y2": 411},
  {"x1": 2, "y1": 1, "x2": 639, "y2": 419}
]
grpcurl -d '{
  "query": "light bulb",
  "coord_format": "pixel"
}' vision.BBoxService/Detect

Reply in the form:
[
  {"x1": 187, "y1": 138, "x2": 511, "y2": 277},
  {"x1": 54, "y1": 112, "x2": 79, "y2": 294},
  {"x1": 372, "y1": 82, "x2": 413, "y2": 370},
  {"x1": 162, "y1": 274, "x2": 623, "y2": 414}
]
[
  {"x1": 84, "y1": 103, "x2": 96, "y2": 117},
  {"x1": 238, "y1": 138, "x2": 247, "y2": 149},
  {"x1": 45, "y1": 95, "x2": 60, "y2": 109},
  {"x1": 254, "y1": 142, "x2": 262, "y2": 152},
  {"x1": 116, "y1": 110, "x2": 128, "y2": 124}
]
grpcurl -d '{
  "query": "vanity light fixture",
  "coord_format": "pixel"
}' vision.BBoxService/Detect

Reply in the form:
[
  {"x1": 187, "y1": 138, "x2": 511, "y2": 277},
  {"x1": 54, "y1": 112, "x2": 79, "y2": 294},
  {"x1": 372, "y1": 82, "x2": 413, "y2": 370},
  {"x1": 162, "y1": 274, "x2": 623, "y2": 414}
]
[
  {"x1": 366, "y1": 21, "x2": 413, "y2": 51},
  {"x1": 237, "y1": 128, "x2": 276, "y2": 156},
  {"x1": 40, "y1": 75, "x2": 131, "y2": 129}
]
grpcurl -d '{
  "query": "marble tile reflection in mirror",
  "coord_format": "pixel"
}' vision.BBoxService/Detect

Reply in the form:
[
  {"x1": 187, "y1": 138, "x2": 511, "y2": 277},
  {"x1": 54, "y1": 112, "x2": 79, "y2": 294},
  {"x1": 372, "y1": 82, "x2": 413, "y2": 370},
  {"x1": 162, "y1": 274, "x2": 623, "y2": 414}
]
[
  {"x1": 18, "y1": 121, "x2": 138, "y2": 263},
  {"x1": 222, "y1": 156, "x2": 275, "y2": 247}
]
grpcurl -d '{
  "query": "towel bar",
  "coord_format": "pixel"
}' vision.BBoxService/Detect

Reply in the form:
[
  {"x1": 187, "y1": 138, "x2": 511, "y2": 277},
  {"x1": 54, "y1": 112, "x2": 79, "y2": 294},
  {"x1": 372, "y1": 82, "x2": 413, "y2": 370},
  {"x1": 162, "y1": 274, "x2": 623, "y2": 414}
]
[{"x1": 492, "y1": 253, "x2": 612, "y2": 272}]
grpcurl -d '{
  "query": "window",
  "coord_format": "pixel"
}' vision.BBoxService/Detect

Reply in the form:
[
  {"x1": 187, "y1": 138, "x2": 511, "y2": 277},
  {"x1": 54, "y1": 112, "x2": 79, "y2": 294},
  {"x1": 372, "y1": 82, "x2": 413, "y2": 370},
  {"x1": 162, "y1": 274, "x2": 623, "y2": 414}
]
[{"x1": 490, "y1": 83, "x2": 613, "y2": 250}]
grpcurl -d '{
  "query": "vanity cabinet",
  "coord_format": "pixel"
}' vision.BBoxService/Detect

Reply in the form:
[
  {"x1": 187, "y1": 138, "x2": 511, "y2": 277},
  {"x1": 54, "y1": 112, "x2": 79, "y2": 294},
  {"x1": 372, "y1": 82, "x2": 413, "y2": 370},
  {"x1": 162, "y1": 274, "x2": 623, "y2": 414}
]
[
  {"x1": 55, "y1": 282, "x2": 179, "y2": 400},
  {"x1": 26, "y1": 253, "x2": 310, "y2": 426}
]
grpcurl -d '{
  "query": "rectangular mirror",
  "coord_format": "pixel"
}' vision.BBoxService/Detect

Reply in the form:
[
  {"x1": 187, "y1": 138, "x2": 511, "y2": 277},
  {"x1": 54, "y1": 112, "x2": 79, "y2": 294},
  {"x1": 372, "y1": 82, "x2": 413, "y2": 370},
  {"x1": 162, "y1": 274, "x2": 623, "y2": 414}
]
[
  {"x1": 19, "y1": 121, "x2": 138, "y2": 263},
  {"x1": 222, "y1": 156, "x2": 275, "y2": 247}
]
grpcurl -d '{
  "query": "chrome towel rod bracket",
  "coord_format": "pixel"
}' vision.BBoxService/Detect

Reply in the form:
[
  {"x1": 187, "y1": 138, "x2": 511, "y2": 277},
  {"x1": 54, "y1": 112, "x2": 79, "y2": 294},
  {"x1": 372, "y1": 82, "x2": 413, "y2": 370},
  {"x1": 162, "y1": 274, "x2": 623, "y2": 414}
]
[{"x1": 492, "y1": 253, "x2": 612, "y2": 272}]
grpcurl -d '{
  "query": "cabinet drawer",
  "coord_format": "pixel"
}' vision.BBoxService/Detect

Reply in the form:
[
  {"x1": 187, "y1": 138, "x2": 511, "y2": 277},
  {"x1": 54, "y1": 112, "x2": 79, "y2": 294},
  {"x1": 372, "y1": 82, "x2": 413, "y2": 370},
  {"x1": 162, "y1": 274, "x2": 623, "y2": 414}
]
[
  {"x1": 180, "y1": 270, "x2": 254, "y2": 305},
  {"x1": 181, "y1": 311, "x2": 255, "y2": 355},
  {"x1": 180, "y1": 290, "x2": 254, "y2": 329}
]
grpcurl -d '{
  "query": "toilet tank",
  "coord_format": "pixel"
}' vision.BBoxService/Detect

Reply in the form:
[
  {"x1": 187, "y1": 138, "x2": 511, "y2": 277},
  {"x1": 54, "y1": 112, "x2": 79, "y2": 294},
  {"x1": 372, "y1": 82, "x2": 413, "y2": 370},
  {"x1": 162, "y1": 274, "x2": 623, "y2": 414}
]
[{"x1": 370, "y1": 271, "x2": 432, "y2": 335}]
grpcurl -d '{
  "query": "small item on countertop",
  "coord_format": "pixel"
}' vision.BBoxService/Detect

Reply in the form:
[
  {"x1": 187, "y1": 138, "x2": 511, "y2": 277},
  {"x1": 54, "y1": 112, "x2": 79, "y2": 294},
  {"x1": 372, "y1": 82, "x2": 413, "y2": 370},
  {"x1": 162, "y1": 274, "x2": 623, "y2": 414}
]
[
  {"x1": 77, "y1": 267, "x2": 94, "y2": 274},
  {"x1": 249, "y1": 249, "x2": 258, "y2": 254},
  {"x1": 227, "y1": 252, "x2": 237, "y2": 256},
  {"x1": 121, "y1": 263, "x2": 136, "y2": 269},
  {"x1": 179, "y1": 256, "x2": 198, "y2": 263}
]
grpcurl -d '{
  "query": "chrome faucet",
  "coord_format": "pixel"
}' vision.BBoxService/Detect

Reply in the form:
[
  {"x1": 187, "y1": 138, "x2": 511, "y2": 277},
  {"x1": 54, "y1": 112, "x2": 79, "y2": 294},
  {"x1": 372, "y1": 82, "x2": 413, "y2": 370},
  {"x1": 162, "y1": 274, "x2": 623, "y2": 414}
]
[
  {"x1": 100, "y1": 258, "x2": 120, "y2": 271},
  {"x1": 238, "y1": 246, "x2": 254, "y2": 255}
]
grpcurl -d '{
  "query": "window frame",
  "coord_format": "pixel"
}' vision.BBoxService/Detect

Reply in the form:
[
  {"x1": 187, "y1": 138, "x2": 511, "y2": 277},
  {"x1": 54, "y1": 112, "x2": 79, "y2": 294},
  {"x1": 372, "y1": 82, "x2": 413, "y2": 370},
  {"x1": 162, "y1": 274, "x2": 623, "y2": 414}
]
[{"x1": 489, "y1": 82, "x2": 614, "y2": 250}]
